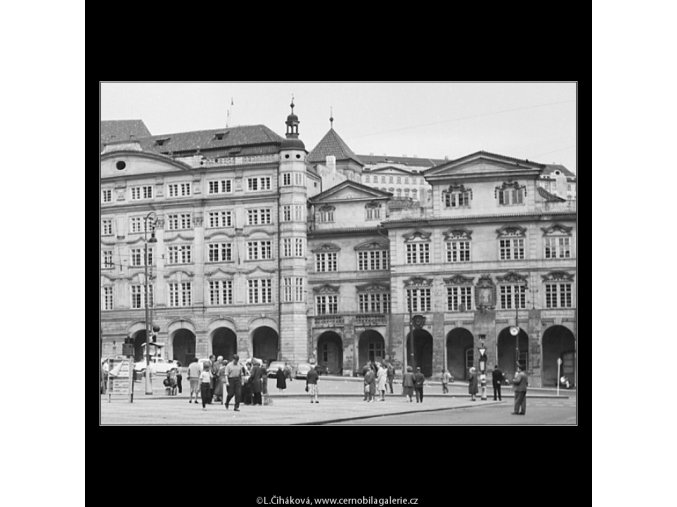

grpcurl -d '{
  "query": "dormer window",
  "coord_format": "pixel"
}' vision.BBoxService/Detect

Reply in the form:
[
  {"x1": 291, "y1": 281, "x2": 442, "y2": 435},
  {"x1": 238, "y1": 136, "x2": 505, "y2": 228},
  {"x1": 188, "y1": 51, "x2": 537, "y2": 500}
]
[
  {"x1": 212, "y1": 132, "x2": 227, "y2": 141},
  {"x1": 154, "y1": 138, "x2": 170, "y2": 147},
  {"x1": 443, "y1": 184, "x2": 472, "y2": 208},
  {"x1": 496, "y1": 181, "x2": 526, "y2": 205}
]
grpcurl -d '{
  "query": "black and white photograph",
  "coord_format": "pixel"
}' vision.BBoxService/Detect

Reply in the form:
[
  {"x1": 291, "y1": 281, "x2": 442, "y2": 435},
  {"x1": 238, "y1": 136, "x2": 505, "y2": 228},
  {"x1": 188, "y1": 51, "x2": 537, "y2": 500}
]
[{"x1": 99, "y1": 82, "x2": 577, "y2": 426}]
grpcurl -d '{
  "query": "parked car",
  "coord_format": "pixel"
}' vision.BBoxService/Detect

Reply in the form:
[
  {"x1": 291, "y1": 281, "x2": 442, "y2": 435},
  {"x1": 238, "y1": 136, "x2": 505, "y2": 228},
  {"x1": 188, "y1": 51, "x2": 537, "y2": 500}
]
[
  {"x1": 267, "y1": 361, "x2": 286, "y2": 378},
  {"x1": 295, "y1": 362, "x2": 313, "y2": 379},
  {"x1": 134, "y1": 356, "x2": 180, "y2": 376}
]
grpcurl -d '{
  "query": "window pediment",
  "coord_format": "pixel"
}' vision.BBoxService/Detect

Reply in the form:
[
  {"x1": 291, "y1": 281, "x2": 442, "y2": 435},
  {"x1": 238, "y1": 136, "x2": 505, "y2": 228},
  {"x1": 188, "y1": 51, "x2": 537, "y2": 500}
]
[
  {"x1": 443, "y1": 228, "x2": 473, "y2": 241},
  {"x1": 443, "y1": 274, "x2": 474, "y2": 285},
  {"x1": 496, "y1": 225, "x2": 526, "y2": 238},
  {"x1": 318, "y1": 205, "x2": 335, "y2": 212},
  {"x1": 204, "y1": 231, "x2": 235, "y2": 241},
  {"x1": 311, "y1": 243, "x2": 341, "y2": 253},
  {"x1": 496, "y1": 271, "x2": 528, "y2": 284},
  {"x1": 164, "y1": 269, "x2": 194, "y2": 280},
  {"x1": 541, "y1": 271, "x2": 574, "y2": 282},
  {"x1": 403, "y1": 230, "x2": 431, "y2": 243},
  {"x1": 541, "y1": 224, "x2": 573, "y2": 236},
  {"x1": 495, "y1": 181, "x2": 527, "y2": 196},
  {"x1": 354, "y1": 240, "x2": 388, "y2": 251},
  {"x1": 204, "y1": 267, "x2": 234, "y2": 278},
  {"x1": 313, "y1": 283, "x2": 339, "y2": 294},
  {"x1": 355, "y1": 283, "x2": 390, "y2": 293},
  {"x1": 365, "y1": 201, "x2": 382, "y2": 209},
  {"x1": 404, "y1": 277, "x2": 433, "y2": 288}
]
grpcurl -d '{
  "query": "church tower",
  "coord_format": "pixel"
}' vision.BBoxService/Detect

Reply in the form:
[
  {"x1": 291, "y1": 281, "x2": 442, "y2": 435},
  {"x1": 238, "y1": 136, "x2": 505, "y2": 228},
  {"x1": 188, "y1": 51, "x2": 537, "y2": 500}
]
[{"x1": 277, "y1": 97, "x2": 309, "y2": 363}]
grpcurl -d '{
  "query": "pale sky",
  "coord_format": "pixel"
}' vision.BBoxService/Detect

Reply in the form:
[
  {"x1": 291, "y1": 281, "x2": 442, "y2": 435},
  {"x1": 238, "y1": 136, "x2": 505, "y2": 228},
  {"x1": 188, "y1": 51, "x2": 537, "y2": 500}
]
[{"x1": 101, "y1": 82, "x2": 577, "y2": 173}]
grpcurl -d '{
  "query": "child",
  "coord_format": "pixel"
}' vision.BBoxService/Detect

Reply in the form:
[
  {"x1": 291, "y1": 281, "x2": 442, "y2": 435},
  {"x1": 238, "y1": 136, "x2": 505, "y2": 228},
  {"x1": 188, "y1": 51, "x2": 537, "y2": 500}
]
[{"x1": 199, "y1": 364, "x2": 212, "y2": 410}]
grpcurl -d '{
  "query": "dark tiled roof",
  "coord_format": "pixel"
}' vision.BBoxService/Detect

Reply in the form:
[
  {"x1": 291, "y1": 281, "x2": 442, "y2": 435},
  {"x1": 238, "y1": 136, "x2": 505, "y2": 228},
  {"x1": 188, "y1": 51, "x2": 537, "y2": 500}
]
[
  {"x1": 100, "y1": 120, "x2": 151, "y2": 151},
  {"x1": 537, "y1": 186, "x2": 567, "y2": 202},
  {"x1": 134, "y1": 125, "x2": 285, "y2": 155},
  {"x1": 308, "y1": 128, "x2": 363, "y2": 165},
  {"x1": 358, "y1": 154, "x2": 446, "y2": 167},
  {"x1": 543, "y1": 164, "x2": 576, "y2": 178}
]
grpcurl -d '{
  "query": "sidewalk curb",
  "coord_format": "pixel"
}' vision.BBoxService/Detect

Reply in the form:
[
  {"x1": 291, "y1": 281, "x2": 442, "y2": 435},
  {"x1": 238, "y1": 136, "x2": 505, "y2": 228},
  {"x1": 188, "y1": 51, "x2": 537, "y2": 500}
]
[
  {"x1": 297, "y1": 400, "x2": 506, "y2": 425},
  {"x1": 104, "y1": 393, "x2": 570, "y2": 401}
]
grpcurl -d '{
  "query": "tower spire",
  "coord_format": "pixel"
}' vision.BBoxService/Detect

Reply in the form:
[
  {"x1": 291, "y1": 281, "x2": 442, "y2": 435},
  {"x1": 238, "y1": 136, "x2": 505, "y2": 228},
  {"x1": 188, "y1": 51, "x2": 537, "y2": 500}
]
[
  {"x1": 285, "y1": 94, "x2": 300, "y2": 139},
  {"x1": 330, "y1": 106, "x2": 334, "y2": 129}
]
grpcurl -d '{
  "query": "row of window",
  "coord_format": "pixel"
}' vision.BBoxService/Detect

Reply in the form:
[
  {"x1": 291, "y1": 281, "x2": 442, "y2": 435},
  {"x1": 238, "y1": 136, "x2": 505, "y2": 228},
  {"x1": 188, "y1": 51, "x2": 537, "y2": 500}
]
[
  {"x1": 316, "y1": 204, "x2": 381, "y2": 224},
  {"x1": 405, "y1": 282, "x2": 573, "y2": 313},
  {"x1": 103, "y1": 281, "x2": 573, "y2": 312},
  {"x1": 102, "y1": 176, "x2": 299, "y2": 204},
  {"x1": 364, "y1": 175, "x2": 425, "y2": 185},
  {"x1": 102, "y1": 239, "x2": 305, "y2": 267},
  {"x1": 101, "y1": 278, "x2": 276, "y2": 309}
]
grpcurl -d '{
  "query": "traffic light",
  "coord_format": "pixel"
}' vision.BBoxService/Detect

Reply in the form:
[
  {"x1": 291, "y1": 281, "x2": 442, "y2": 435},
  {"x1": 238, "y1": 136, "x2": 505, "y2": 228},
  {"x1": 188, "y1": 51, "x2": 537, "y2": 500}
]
[{"x1": 152, "y1": 325, "x2": 160, "y2": 342}]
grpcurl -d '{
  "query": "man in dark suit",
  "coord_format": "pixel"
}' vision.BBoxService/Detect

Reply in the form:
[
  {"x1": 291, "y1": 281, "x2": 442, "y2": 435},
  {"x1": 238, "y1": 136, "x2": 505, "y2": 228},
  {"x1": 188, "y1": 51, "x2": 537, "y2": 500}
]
[
  {"x1": 512, "y1": 365, "x2": 528, "y2": 415},
  {"x1": 492, "y1": 364, "x2": 504, "y2": 401},
  {"x1": 248, "y1": 360, "x2": 264, "y2": 406}
]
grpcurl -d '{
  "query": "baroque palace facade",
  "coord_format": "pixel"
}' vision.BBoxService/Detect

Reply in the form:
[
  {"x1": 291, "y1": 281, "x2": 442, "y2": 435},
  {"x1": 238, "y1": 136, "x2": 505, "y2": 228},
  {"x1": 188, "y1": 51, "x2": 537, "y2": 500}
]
[{"x1": 100, "y1": 104, "x2": 577, "y2": 387}]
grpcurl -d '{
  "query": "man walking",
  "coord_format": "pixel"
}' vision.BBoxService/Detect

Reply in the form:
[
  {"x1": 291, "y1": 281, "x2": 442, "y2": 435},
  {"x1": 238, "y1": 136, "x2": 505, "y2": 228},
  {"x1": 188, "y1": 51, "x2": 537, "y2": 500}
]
[
  {"x1": 386, "y1": 362, "x2": 395, "y2": 394},
  {"x1": 414, "y1": 367, "x2": 425, "y2": 403},
  {"x1": 248, "y1": 359, "x2": 264, "y2": 406},
  {"x1": 512, "y1": 365, "x2": 528, "y2": 415},
  {"x1": 224, "y1": 354, "x2": 245, "y2": 411},
  {"x1": 492, "y1": 364, "x2": 504, "y2": 401},
  {"x1": 187, "y1": 357, "x2": 202, "y2": 404},
  {"x1": 441, "y1": 369, "x2": 452, "y2": 394},
  {"x1": 306, "y1": 365, "x2": 320, "y2": 403}
]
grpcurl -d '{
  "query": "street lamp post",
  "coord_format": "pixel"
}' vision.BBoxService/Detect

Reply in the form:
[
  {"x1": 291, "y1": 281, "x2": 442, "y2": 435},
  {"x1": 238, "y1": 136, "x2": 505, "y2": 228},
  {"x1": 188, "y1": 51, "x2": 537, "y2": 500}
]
[
  {"x1": 478, "y1": 340, "x2": 487, "y2": 401},
  {"x1": 144, "y1": 211, "x2": 157, "y2": 395}
]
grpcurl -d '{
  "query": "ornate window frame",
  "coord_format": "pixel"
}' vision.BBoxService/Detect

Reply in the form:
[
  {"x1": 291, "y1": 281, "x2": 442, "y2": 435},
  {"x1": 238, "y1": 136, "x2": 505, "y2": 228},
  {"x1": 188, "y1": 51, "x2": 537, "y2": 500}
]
[
  {"x1": 495, "y1": 181, "x2": 527, "y2": 205},
  {"x1": 317, "y1": 205, "x2": 335, "y2": 223},
  {"x1": 444, "y1": 274, "x2": 474, "y2": 312},
  {"x1": 311, "y1": 243, "x2": 341, "y2": 254},
  {"x1": 442, "y1": 183, "x2": 473, "y2": 208}
]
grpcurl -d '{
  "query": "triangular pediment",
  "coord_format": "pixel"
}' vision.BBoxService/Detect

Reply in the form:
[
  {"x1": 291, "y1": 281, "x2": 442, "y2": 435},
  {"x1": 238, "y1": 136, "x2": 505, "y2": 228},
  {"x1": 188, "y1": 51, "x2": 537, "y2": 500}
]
[
  {"x1": 309, "y1": 180, "x2": 391, "y2": 204},
  {"x1": 367, "y1": 166, "x2": 415, "y2": 175},
  {"x1": 101, "y1": 150, "x2": 192, "y2": 179},
  {"x1": 425, "y1": 151, "x2": 544, "y2": 179}
]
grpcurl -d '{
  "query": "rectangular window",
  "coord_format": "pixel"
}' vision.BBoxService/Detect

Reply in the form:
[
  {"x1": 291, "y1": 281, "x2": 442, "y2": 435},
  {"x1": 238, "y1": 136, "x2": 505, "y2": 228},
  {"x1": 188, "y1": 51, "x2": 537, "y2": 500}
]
[
  {"x1": 546, "y1": 237, "x2": 572, "y2": 259},
  {"x1": 102, "y1": 286, "x2": 113, "y2": 310},
  {"x1": 282, "y1": 238, "x2": 292, "y2": 258},
  {"x1": 447, "y1": 286, "x2": 473, "y2": 311},
  {"x1": 446, "y1": 241, "x2": 471, "y2": 263},
  {"x1": 294, "y1": 277, "x2": 304, "y2": 302},
  {"x1": 406, "y1": 243, "x2": 430, "y2": 264},
  {"x1": 131, "y1": 185, "x2": 153, "y2": 200},
  {"x1": 168, "y1": 182, "x2": 191, "y2": 198},
  {"x1": 282, "y1": 173, "x2": 292, "y2": 186},
  {"x1": 358, "y1": 293, "x2": 390, "y2": 313},
  {"x1": 444, "y1": 191, "x2": 470, "y2": 208},
  {"x1": 129, "y1": 217, "x2": 143, "y2": 234},
  {"x1": 130, "y1": 247, "x2": 153, "y2": 267},
  {"x1": 499, "y1": 238, "x2": 525, "y2": 260},
  {"x1": 318, "y1": 208, "x2": 334, "y2": 223},
  {"x1": 294, "y1": 173, "x2": 304, "y2": 186},
  {"x1": 102, "y1": 189, "x2": 112, "y2": 203},
  {"x1": 209, "y1": 280, "x2": 233, "y2": 305},
  {"x1": 166, "y1": 213, "x2": 192, "y2": 231},
  {"x1": 500, "y1": 285, "x2": 527, "y2": 310},
  {"x1": 315, "y1": 295, "x2": 338, "y2": 315},
  {"x1": 406, "y1": 288, "x2": 431, "y2": 313},
  {"x1": 167, "y1": 245, "x2": 192, "y2": 264},
  {"x1": 248, "y1": 279, "x2": 272, "y2": 304},
  {"x1": 131, "y1": 284, "x2": 154, "y2": 309},
  {"x1": 294, "y1": 205, "x2": 304, "y2": 221},
  {"x1": 207, "y1": 243, "x2": 232, "y2": 262},
  {"x1": 294, "y1": 238, "x2": 304, "y2": 257},
  {"x1": 246, "y1": 241, "x2": 273, "y2": 260},
  {"x1": 247, "y1": 208, "x2": 272, "y2": 225},
  {"x1": 102, "y1": 219, "x2": 113, "y2": 236},
  {"x1": 358, "y1": 250, "x2": 389, "y2": 271},
  {"x1": 207, "y1": 210, "x2": 232, "y2": 228},
  {"x1": 283, "y1": 277, "x2": 293, "y2": 303},
  {"x1": 208, "y1": 179, "x2": 232, "y2": 194},
  {"x1": 102, "y1": 250, "x2": 113, "y2": 269},
  {"x1": 366, "y1": 206, "x2": 381, "y2": 221},
  {"x1": 247, "y1": 177, "x2": 271, "y2": 192},
  {"x1": 168, "y1": 282, "x2": 191, "y2": 307},
  {"x1": 315, "y1": 252, "x2": 338, "y2": 272},
  {"x1": 546, "y1": 283, "x2": 572, "y2": 308},
  {"x1": 282, "y1": 205, "x2": 291, "y2": 222},
  {"x1": 499, "y1": 188, "x2": 524, "y2": 205}
]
